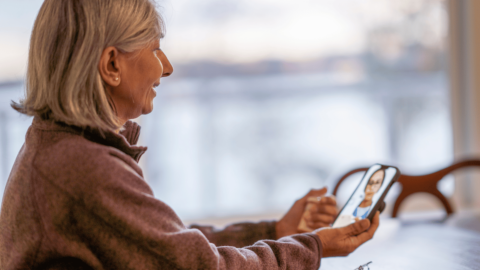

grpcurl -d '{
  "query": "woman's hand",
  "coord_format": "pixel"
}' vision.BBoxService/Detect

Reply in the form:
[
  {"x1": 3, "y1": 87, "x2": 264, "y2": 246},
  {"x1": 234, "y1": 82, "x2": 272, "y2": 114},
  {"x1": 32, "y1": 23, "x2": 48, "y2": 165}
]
[
  {"x1": 276, "y1": 187, "x2": 338, "y2": 239},
  {"x1": 315, "y1": 211, "x2": 380, "y2": 257},
  {"x1": 304, "y1": 195, "x2": 338, "y2": 229}
]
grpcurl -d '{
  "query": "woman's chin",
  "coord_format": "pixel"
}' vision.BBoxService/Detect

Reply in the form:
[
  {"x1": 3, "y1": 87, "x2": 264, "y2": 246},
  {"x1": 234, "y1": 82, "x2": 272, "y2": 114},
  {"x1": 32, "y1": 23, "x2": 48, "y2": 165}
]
[
  {"x1": 142, "y1": 102, "x2": 154, "y2": 115},
  {"x1": 142, "y1": 92, "x2": 156, "y2": 114},
  {"x1": 141, "y1": 108, "x2": 153, "y2": 115}
]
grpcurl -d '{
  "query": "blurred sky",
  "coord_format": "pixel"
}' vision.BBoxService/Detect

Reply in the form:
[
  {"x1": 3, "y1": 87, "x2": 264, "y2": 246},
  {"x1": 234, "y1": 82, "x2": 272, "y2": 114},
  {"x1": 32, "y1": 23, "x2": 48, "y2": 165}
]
[
  {"x1": 152, "y1": 0, "x2": 446, "y2": 63},
  {"x1": 0, "y1": 0, "x2": 447, "y2": 80}
]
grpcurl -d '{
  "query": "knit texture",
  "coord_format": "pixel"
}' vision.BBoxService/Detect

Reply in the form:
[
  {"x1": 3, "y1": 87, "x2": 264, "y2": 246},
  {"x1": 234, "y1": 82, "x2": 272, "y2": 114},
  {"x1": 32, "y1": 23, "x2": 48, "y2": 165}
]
[{"x1": 0, "y1": 117, "x2": 322, "y2": 270}]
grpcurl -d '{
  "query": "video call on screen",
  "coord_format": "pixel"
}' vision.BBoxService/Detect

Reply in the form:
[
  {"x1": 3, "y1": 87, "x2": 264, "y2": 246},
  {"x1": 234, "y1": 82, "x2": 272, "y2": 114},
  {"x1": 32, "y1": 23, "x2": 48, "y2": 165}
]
[{"x1": 332, "y1": 165, "x2": 397, "y2": 228}]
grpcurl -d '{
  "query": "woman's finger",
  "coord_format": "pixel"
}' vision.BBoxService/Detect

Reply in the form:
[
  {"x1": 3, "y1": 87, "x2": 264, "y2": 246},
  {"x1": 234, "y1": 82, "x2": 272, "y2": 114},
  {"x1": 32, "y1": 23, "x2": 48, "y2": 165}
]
[
  {"x1": 316, "y1": 204, "x2": 338, "y2": 216},
  {"x1": 307, "y1": 221, "x2": 330, "y2": 229},
  {"x1": 367, "y1": 211, "x2": 380, "y2": 235},
  {"x1": 304, "y1": 187, "x2": 328, "y2": 199},
  {"x1": 308, "y1": 213, "x2": 335, "y2": 224},
  {"x1": 319, "y1": 195, "x2": 337, "y2": 206}
]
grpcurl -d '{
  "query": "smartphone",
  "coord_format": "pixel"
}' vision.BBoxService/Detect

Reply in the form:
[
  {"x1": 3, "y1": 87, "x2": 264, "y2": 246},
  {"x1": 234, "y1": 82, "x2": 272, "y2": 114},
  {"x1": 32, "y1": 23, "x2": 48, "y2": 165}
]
[{"x1": 332, "y1": 164, "x2": 400, "y2": 228}]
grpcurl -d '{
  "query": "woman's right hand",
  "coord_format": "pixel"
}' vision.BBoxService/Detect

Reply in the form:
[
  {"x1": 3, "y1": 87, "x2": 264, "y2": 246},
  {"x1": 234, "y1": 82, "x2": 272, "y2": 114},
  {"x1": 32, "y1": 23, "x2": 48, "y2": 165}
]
[{"x1": 314, "y1": 211, "x2": 380, "y2": 257}]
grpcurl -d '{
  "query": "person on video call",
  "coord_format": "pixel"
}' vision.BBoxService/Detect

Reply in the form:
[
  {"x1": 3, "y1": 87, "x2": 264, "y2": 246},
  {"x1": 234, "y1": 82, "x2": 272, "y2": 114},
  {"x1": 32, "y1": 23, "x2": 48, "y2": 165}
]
[
  {"x1": 0, "y1": 0, "x2": 380, "y2": 269},
  {"x1": 353, "y1": 168, "x2": 386, "y2": 220}
]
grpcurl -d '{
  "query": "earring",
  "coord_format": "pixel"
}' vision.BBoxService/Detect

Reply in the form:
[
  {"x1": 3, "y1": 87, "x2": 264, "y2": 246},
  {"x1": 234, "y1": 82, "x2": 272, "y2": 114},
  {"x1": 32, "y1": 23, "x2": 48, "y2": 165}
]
[{"x1": 115, "y1": 77, "x2": 119, "y2": 81}]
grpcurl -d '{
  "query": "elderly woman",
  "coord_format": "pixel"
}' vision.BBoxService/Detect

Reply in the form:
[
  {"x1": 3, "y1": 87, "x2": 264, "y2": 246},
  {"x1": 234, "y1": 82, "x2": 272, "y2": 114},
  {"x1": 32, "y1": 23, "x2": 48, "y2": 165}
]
[{"x1": 0, "y1": 0, "x2": 379, "y2": 269}]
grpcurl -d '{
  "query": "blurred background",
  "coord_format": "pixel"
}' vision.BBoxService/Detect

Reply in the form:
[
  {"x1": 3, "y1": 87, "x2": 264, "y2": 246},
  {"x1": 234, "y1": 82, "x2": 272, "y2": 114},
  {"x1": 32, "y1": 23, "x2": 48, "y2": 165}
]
[{"x1": 2, "y1": 0, "x2": 477, "y2": 224}]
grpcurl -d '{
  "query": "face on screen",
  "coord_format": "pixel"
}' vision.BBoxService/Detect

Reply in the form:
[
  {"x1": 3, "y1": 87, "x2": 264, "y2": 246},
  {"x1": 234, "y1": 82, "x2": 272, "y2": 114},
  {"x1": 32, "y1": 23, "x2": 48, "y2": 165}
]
[
  {"x1": 364, "y1": 170, "x2": 384, "y2": 202},
  {"x1": 332, "y1": 165, "x2": 396, "y2": 228}
]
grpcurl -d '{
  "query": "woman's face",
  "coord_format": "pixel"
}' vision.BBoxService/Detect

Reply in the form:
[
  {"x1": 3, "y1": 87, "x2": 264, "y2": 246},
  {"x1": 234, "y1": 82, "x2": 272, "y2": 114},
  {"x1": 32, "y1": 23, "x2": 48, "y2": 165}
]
[
  {"x1": 364, "y1": 170, "x2": 384, "y2": 200},
  {"x1": 110, "y1": 40, "x2": 173, "y2": 122}
]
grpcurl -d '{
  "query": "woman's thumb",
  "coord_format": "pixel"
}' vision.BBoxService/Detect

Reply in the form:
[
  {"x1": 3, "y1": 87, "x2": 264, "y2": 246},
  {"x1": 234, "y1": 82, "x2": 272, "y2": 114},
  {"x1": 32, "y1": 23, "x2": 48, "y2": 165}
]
[{"x1": 343, "y1": 219, "x2": 370, "y2": 236}]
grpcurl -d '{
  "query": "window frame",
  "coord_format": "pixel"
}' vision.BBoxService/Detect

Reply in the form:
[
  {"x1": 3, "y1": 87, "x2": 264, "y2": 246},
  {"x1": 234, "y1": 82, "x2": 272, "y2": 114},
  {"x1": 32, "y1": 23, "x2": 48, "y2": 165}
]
[{"x1": 448, "y1": 0, "x2": 480, "y2": 210}]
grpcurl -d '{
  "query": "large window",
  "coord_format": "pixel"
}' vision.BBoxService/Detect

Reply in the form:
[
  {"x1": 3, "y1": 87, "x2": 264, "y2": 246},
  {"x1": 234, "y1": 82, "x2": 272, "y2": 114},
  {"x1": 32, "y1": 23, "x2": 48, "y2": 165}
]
[{"x1": 0, "y1": 0, "x2": 452, "y2": 221}]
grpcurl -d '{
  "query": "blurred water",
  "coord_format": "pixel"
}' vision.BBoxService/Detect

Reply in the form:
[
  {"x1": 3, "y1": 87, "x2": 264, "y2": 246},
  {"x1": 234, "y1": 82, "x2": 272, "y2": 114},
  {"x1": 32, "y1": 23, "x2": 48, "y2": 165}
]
[
  {"x1": 0, "y1": 69, "x2": 452, "y2": 220},
  {"x1": 139, "y1": 71, "x2": 452, "y2": 220}
]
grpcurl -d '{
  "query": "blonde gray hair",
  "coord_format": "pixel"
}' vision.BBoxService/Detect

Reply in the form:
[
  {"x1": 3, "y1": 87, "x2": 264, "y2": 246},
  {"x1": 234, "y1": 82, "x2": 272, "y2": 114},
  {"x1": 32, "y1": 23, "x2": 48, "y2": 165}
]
[{"x1": 13, "y1": 0, "x2": 164, "y2": 131}]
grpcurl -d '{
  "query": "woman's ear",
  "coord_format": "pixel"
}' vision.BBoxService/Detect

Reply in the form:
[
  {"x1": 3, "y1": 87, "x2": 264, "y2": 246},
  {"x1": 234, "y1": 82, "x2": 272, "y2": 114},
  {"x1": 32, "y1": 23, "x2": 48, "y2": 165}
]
[{"x1": 98, "y1": 46, "x2": 121, "y2": 87}]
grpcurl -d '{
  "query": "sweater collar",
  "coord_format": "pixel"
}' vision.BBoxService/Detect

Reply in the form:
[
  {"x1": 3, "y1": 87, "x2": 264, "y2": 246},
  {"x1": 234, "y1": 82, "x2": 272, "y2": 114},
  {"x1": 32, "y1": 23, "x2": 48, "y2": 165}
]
[{"x1": 32, "y1": 117, "x2": 147, "y2": 162}]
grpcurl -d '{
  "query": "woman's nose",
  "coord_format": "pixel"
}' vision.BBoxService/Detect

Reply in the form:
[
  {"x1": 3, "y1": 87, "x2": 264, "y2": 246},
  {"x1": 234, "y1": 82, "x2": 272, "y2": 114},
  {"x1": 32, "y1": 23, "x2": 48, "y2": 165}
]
[
  {"x1": 162, "y1": 61, "x2": 173, "y2": 77},
  {"x1": 161, "y1": 52, "x2": 173, "y2": 77}
]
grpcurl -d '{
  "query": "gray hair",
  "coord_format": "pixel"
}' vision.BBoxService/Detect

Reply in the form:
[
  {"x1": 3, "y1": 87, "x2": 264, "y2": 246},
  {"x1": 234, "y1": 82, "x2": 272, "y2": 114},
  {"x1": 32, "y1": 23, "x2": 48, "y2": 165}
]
[{"x1": 13, "y1": 0, "x2": 164, "y2": 131}]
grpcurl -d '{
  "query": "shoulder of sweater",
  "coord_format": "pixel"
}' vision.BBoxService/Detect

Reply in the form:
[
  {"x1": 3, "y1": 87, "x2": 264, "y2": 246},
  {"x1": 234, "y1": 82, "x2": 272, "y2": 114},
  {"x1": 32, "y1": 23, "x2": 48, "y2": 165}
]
[
  {"x1": 35, "y1": 133, "x2": 136, "y2": 167},
  {"x1": 32, "y1": 135, "x2": 148, "y2": 198}
]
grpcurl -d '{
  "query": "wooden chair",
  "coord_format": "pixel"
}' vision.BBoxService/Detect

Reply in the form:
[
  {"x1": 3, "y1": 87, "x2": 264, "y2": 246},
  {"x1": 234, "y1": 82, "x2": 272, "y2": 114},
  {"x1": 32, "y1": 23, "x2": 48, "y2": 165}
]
[{"x1": 332, "y1": 160, "x2": 480, "y2": 217}]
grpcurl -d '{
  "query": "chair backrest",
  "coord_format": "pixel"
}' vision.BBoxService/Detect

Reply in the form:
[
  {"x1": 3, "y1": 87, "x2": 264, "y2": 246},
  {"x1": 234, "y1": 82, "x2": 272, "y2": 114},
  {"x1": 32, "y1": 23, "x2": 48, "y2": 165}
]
[{"x1": 332, "y1": 160, "x2": 480, "y2": 217}]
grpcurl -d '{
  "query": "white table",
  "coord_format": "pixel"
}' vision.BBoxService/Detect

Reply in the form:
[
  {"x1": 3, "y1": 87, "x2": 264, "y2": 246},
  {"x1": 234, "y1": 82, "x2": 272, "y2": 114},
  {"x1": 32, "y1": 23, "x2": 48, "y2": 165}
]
[{"x1": 321, "y1": 214, "x2": 480, "y2": 270}]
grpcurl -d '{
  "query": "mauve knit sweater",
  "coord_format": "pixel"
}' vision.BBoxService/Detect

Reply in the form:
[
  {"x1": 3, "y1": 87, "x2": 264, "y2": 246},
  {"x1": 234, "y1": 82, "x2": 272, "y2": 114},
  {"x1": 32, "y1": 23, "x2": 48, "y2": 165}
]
[{"x1": 0, "y1": 117, "x2": 323, "y2": 270}]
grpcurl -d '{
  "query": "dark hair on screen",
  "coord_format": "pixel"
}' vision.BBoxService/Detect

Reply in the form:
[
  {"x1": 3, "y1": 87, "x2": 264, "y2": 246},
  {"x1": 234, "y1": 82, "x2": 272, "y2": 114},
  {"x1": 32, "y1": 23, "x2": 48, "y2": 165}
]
[{"x1": 363, "y1": 167, "x2": 386, "y2": 192}]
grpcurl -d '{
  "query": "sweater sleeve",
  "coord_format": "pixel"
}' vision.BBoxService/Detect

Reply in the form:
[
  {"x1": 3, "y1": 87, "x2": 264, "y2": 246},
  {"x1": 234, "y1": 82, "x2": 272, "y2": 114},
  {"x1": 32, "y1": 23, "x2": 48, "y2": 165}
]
[
  {"x1": 190, "y1": 221, "x2": 277, "y2": 248},
  {"x1": 42, "y1": 149, "x2": 323, "y2": 270}
]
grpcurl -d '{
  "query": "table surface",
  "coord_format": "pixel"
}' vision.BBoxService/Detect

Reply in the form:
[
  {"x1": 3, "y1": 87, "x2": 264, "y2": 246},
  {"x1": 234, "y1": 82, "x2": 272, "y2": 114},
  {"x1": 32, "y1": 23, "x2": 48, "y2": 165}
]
[{"x1": 320, "y1": 213, "x2": 480, "y2": 270}]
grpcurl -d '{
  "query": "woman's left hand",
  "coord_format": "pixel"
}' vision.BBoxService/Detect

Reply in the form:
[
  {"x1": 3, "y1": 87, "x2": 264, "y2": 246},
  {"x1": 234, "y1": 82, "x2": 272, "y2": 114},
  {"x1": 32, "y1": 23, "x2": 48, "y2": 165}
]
[{"x1": 275, "y1": 187, "x2": 338, "y2": 239}]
